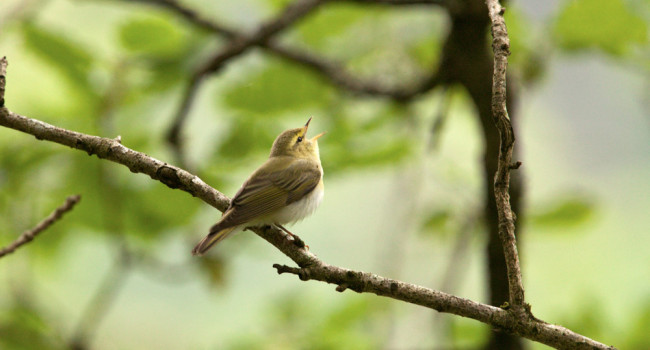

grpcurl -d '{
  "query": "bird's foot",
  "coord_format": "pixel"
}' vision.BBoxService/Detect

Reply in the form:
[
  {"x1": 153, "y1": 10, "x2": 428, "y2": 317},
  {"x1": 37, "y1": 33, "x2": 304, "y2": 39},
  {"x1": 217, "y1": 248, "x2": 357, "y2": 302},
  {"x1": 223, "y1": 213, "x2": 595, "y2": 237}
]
[{"x1": 275, "y1": 224, "x2": 309, "y2": 250}]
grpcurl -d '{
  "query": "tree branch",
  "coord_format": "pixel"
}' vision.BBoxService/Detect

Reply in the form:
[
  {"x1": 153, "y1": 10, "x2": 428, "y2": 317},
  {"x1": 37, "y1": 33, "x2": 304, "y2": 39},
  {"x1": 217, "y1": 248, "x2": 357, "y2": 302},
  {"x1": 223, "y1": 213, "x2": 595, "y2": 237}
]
[
  {"x1": 0, "y1": 58, "x2": 615, "y2": 348},
  {"x1": 0, "y1": 195, "x2": 81, "y2": 259},
  {"x1": 485, "y1": 0, "x2": 525, "y2": 308}
]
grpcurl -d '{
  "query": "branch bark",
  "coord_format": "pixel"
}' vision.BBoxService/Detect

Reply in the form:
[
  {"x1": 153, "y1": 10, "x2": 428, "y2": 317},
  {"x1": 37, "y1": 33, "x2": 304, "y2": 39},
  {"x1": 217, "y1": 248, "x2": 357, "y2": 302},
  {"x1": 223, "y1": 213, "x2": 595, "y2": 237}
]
[
  {"x1": 0, "y1": 195, "x2": 81, "y2": 259},
  {"x1": 485, "y1": 0, "x2": 525, "y2": 309}
]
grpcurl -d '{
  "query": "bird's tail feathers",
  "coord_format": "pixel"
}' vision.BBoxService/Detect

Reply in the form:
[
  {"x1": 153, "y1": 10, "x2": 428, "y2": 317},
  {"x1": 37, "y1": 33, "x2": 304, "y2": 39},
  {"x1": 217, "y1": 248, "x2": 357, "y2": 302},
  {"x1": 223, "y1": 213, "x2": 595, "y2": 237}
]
[{"x1": 192, "y1": 226, "x2": 238, "y2": 256}]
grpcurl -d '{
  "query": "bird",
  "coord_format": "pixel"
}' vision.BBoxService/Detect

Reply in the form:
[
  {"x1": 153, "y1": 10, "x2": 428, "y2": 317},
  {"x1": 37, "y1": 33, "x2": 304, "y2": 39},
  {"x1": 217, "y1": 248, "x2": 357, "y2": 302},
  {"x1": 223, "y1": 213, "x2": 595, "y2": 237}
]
[{"x1": 192, "y1": 117, "x2": 325, "y2": 256}]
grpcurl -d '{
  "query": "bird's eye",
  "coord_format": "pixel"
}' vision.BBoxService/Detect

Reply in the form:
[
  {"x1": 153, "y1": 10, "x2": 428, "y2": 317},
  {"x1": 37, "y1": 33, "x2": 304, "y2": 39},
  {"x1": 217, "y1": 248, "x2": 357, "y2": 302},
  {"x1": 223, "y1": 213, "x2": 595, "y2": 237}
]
[{"x1": 297, "y1": 136, "x2": 303, "y2": 143}]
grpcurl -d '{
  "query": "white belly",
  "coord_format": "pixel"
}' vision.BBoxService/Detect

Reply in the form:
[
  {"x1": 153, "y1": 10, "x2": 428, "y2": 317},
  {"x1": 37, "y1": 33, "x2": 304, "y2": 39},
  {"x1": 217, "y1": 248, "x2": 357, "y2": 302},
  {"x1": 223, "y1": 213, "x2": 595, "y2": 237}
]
[{"x1": 273, "y1": 181, "x2": 324, "y2": 225}]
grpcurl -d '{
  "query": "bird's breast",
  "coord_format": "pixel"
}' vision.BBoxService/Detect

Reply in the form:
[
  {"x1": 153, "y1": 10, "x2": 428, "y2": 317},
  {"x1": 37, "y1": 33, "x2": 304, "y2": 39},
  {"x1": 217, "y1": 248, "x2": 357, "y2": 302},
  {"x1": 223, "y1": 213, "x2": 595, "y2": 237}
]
[{"x1": 274, "y1": 179, "x2": 324, "y2": 224}]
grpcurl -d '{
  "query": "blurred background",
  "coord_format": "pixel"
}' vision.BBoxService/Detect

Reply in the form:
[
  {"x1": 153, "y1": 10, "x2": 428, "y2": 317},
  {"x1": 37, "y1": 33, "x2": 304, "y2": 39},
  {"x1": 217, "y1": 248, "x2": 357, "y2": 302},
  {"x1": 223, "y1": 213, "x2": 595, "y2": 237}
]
[{"x1": 0, "y1": 0, "x2": 648, "y2": 349}]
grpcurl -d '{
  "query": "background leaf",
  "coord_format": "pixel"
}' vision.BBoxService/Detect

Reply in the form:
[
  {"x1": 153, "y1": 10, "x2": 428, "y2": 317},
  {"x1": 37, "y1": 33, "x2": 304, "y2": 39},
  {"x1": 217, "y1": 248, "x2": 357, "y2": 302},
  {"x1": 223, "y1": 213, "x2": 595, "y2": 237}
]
[
  {"x1": 118, "y1": 16, "x2": 188, "y2": 59},
  {"x1": 553, "y1": 0, "x2": 648, "y2": 56},
  {"x1": 529, "y1": 195, "x2": 596, "y2": 228},
  {"x1": 222, "y1": 59, "x2": 336, "y2": 116},
  {"x1": 22, "y1": 22, "x2": 94, "y2": 86}
]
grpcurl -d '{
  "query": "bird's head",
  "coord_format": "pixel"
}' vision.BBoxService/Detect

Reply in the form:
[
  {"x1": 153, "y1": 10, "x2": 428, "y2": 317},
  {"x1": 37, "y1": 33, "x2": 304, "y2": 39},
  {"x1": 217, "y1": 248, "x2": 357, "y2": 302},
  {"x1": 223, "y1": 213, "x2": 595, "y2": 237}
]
[{"x1": 269, "y1": 117, "x2": 325, "y2": 161}]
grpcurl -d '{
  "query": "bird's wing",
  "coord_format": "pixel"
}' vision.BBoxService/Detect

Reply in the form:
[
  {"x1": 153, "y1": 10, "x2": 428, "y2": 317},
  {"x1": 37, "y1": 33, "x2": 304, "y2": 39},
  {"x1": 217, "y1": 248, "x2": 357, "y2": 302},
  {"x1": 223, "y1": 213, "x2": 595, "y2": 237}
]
[
  {"x1": 216, "y1": 158, "x2": 321, "y2": 228},
  {"x1": 271, "y1": 160, "x2": 322, "y2": 205}
]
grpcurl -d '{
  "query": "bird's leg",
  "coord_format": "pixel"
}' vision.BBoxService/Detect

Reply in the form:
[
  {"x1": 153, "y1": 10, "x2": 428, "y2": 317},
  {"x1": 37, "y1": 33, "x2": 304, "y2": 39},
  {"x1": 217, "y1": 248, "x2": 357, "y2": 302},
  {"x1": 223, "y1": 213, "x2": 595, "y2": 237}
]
[{"x1": 275, "y1": 224, "x2": 307, "y2": 249}]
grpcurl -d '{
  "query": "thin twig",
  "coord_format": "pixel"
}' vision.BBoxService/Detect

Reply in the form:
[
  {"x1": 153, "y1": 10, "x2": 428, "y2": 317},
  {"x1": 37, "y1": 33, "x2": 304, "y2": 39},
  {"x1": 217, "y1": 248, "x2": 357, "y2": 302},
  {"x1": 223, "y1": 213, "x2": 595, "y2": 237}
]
[
  {"x1": 0, "y1": 195, "x2": 81, "y2": 258},
  {"x1": 485, "y1": 0, "x2": 525, "y2": 308}
]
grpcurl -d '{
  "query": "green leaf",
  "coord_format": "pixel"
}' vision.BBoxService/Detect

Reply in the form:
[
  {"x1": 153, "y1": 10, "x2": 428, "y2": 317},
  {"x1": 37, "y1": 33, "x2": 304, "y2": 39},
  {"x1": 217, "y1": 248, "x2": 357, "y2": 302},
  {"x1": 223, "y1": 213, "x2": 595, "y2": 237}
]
[
  {"x1": 215, "y1": 117, "x2": 278, "y2": 161},
  {"x1": 0, "y1": 299, "x2": 66, "y2": 350},
  {"x1": 118, "y1": 16, "x2": 187, "y2": 58},
  {"x1": 311, "y1": 299, "x2": 383, "y2": 350},
  {"x1": 558, "y1": 297, "x2": 606, "y2": 339},
  {"x1": 408, "y1": 37, "x2": 441, "y2": 69},
  {"x1": 295, "y1": 5, "x2": 366, "y2": 49},
  {"x1": 21, "y1": 22, "x2": 94, "y2": 89},
  {"x1": 450, "y1": 317, "x2": 489, "y2": 347},
  {"x1": 503, "y1": 6, "x2": 546, "y2": 83},
  {"x1": 530, "y1": 195, "x2": 596, "y2": 228},
  {"x1": 422, "y1": 210, "x2": 451, "y2": 232},
  {"x1": 197, "y1": 253, "x2": 229, "y2": 287},
  {"x1": 553, "y1": 0, "x2": 648, "y2": 56},
  {"x1": 503, "y1": 5, "x2": 531, "y2": 63},
  {"x1": 319, "y1": 104, "x2": 414, "y2": 173},
  {"x1": 624, "y1": 301, "x2": 650, "y2": 349},
  {"x1": 123, "y1": 182, "x2": 201, "y2": 239},
  {"x1": 222, "y1": 60, "x2": 335, "y2": 116},
  {"x1": 324, "y1": 137, "x2": 412, "y2": 174}
]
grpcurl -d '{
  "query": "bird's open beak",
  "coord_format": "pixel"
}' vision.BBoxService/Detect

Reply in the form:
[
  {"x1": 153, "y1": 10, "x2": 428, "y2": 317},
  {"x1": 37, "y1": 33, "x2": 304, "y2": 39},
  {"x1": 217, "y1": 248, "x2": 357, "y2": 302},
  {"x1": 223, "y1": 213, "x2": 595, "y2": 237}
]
[
  {"x1": 302, "y1": 117, "x2": 313, "y2": 135},
  {"x1": 303, "y1": 117, "x2": 325, "y2": 141},
  {"x1": 311, "y1": 131, "x2": 326, "y2": 141},
  {"x1": 302, "y1": 117, "x2": 313, "y2": 136}
]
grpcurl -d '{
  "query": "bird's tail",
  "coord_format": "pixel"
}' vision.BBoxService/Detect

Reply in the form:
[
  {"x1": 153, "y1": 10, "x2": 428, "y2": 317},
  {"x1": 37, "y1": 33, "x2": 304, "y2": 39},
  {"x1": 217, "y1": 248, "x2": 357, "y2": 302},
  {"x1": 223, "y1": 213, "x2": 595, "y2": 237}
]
[{"x1": 192, "y1": 226, "x2": 238, "y2": 256}]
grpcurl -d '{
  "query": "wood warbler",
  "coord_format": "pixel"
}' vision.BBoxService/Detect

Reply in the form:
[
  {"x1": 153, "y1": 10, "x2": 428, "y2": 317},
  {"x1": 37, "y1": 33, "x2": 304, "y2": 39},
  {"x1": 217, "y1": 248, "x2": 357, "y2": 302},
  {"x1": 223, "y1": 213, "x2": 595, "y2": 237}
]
[{"x1": 192, "y1": 117, "x2": 325, "y2": 255}]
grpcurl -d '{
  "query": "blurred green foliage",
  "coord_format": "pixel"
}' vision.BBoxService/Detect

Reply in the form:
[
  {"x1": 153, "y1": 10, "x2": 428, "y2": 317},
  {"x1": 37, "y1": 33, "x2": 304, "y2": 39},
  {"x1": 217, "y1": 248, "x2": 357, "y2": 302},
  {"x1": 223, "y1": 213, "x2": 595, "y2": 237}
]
[
  {"x1": 0, "y1": 297, "x2": 66, "y2": 350},
  {"x1": 449, "y1": 317, "x2": 489, "y2": 348},
  {"x1": 222, "y1": 59, "x2": 336, "y2": 116},
  {"x1": 529, "y1": 195, "x2": 596, "y2": 229},
  {"x1": 21, "y1": 22, "x2": 99, "y2": 116},
  {"x1": 553, "y1": 0, "x2": 648, "y2": 56},
  {"x1": 21, "y1": 22, "x2": 94, "y2": 88},
  {"x1": 623, "y1": 301, "x2": 650, "y2": 349},
  {"x1": 295, "y1": 5, "x2": 364, "y2": 50},
  {"x1": 0, "y1": 0, "x2": 648, "y2": 348},
  {"x1": 118, "y1": 16, "x2": 188, "y2": 58},
  {"x1": 421, "y1": 210, "x2": 451, "y2": 237},
  {"x1": 229, "y1": 296, "x2": 385, "y2": 350}
]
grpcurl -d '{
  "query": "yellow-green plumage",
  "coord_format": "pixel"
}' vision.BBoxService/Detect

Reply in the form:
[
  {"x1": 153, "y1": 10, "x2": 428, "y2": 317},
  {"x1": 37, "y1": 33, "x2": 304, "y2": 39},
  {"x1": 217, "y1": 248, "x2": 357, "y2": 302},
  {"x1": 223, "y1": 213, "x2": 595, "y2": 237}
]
[{"x1": 192, "y1": 118, "x2": 325, "y2": 256}]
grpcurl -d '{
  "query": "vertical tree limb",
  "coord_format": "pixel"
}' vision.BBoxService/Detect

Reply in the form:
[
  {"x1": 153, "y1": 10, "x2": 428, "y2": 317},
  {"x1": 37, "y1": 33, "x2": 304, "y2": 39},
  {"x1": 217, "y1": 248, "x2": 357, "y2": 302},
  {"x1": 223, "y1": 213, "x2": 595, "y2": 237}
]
[{"x1": 485, "y1": 0, "x2": 525, "y2": 308}]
